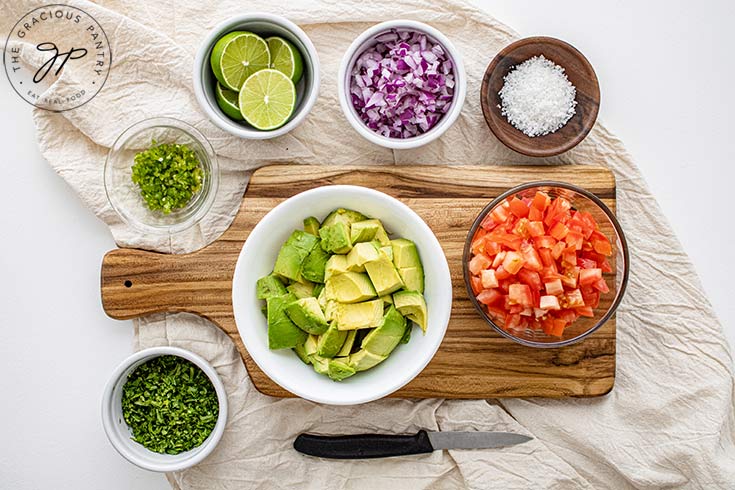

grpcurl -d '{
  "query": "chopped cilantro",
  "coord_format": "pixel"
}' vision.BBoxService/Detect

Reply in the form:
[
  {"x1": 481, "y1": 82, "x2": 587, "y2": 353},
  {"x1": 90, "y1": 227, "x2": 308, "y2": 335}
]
[
  {"x1": 121, "y1": 355, "x2": 219, "y2": 454},
  {"x1": 131, "y1": 140, "x2": 203, "y2": 214}
]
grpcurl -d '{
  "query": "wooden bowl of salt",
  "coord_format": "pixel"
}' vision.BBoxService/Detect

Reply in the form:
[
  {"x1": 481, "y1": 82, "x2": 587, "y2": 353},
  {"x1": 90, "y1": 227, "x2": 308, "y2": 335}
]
[{"x1": 480, "y1": 36, "x2": 600, "y2": 157}]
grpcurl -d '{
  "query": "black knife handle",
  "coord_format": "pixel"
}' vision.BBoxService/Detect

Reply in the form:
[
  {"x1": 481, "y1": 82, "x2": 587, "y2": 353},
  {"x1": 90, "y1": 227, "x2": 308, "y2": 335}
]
[{"x1": 294, "y1": 430, "x2": 434, "y2": 459}]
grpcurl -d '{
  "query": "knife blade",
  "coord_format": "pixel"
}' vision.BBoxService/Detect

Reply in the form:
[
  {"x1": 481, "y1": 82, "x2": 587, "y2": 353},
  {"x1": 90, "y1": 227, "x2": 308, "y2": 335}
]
[{"x1": 294, "y1": 430, "x2": 532, "y2": 459}]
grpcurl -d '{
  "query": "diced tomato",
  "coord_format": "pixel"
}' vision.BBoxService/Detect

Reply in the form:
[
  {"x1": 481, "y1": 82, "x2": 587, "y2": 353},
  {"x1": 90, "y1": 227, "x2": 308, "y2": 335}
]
[
  {"x1": 503, "y1": 251, "x2": 525, "y2": 275},
  {"x1": 531, "y1": 191, "x2": 550, "y2": 211},
  {"x1": 539, "y1": 248, "x2": 554, "y2": 268},
  {"x1": 581, "y1": 288, "x2": 600, "y2": 308},
  {"x1": 492, "y1": 251, "x2": 507, "y2": 268},
  {"x1": 469, "y1": 254, "x2": 492, "y2": 275},
  {"x1": 533, "y1": 235, "x2": 557, "y2": 249},
  {"x1": 544, "y1": 197, "x2": 572, "y2": 227},
  {"x1": 578, "y1": 257, "x2": 598, "y2": 270},
  {"x1": 495, "y1": 266, "x2": 511, "y2": 281},
  {"x1": 471, "y1": 236, "x2": 486, "y2": 256},
  {"x1": 541, "y1": 265, "x2": 560, "y2": 281},
  {"x1": 508, "y1": 304, "x2": 524, "y2": 314},
  {"x1": 575, "y1": 305, "x2": 595, "y2": 317},
  {"x1": 480, "y1": 214, "x2": 499, "y2": 231},
  {"x1": 477, "y1": 289, "x2": 504, "y2": 306},
  {"x1": 599, "y1": 258, "x2": 613, "y2": 273},
  {"x1": 489, "y1": 202, "x2": 510, "y2": 225},
  {"x1": 508, "y1": 283, "x2": 534, "y2": 307},
  {"x1": 488, "y1": 231, "x2": 522, "y2": 251},
  {"x1": 513, "y1": 218, "x2": 531, "y2": 238},
  {"x1": 594, "y1": 277, "x2": 610, "y2": 293},
  {"x1": 520, "y1": 243, "x2": 543, "y2": 272},
  {"x1": 508, "y1": 197, "x2": 530, "y2": 218},
  {"x1": 486, "y1": 305, "x2": 507, "y2": 323},
  {"x1": 551, "y1": 240, "x2": 566, "y2": 260},
  {"x1": 484, "y1": 238, "x2": 502, "y2": 256},
  {"x1": 544, "y1": 278, "x2": 564, "y2": 296},
  {"x1": 562, "y1": 248, "x2": 578, "y2": 266},
  {"x1": 550, "y1": 319, "x2": 566, "y2": 337},
  {"x1": 470, "y1": 275, "x2": 483, "y2": 295},
  {"x1": 527, "y1": 221, "x2": 545, "y2": 237},
  {"x1": 579, "y1": 268, "x2": 602, "y2": 286},
  {"x1": 506, "y1": 313, "x2": 523, "y2": 331},
  {"x1": 518, "y1": 269, "x2": 542, "y2": 292},
  {"x1": 566, "y1": 289, "x2": 585, "y2": 308},
  {"x1": 540, "y1": 295, "x2": 561, "y2": 310},
  {"x1": 560, "y1": 266, "x2": 579, "y2": 289},
  {"x1": 549, "y1": 221, "x2": 569, "y2": 240},
  {"x1": 590, "y1": 230, "x2": 612, "y2": 256},
  {"x1": 528, "y1": 206, "x2": 543, "y2": 221},
  {"x1": 481, "y1": 269, "x2": 499, "y2": 289},
  {"x1": 565, "y1": 230, "x2": 585, "y2": 251},
  {"x1": 556, "y1": 309, "x2": 578, "y2": 323}
]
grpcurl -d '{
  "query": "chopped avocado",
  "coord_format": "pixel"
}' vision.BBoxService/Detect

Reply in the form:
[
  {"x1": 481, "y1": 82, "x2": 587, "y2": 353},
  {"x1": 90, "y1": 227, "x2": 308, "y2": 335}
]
[
  {"x1": 317, "y1": 286, "x2": 328, "y2": 310},
  {"x1": 293, "y1": 339, "x2": 312, "y2": 365},
  {"x1": 313, "y1": 283, "x2": 324, "y2": 297},
  {"x1": 335, "y1": 299, "x2": 384, "y2": 330},
  {"x1": 380, "y1": 294, "x2": 394, "y2": 305},
  {"x1": 285, "y1": 297, "x2": 329, "y2": 335},
  {"x1": 319, "y1": 222, "x2": 353, "y2": 254},
  {"x1": 310, "y1": 354, "x2": 329, "y2": 375},
  {"x1": 273, "y1": 230, "x2": 320, "y2": 282},
  {"x1": 267, "y1": 294, "x2": 307, "y2": 349},
  {"x1": 400, "y1": 323, "x2": 412, "y2": 344},
  {"x1": 324, "y1": 254, "x2": 349, "y2": 281},
  {"x1": 287, "y1": 281, "x2": 315, "y2": 299},
  {"x1": 336, "y1": 330, "x2": 358, "y2": 357},
  {"x1": 303, "y1": 216, "x2": 320, "y2": 236},
  {"x1": 380, "y1": 245, "x2": 393, "y2": 261},
  {"x1": 301, "y1": 246, "x2": 329, "y2": 283},
  {"x1": 256, "y1": 274, "x2": 287, "y2": 300},
  {"x1": 324, "y1": 300, "x2": 339, "y2": 322},
  {"x1": 393, "y1": 290, "x2": 428, "y2": 332},
  {"x1": 327, "y1": 359, "x2": 356, "y2": 381},
  {"x1": 346, "y1": 242, "x2": 380, "y2": 272},
  {"x1": 325, "y1": 271, "x2": 377, "y2": 303},
  {"x1": 321, "y1": 208, "x2": 368, "y2": 228},
  {"x1": 304, "y1": 334, "x2": 319, "y2": 357},
  {"x1": 364, "y1": 249, "x2": 404, "y2": 296},
  {"x1": 316, "y1": 325, "x2": 348, "y2": 358},
  {"x1": 361, "y1": 305, "x2": 407, "y2": 356},
  {"x1": 350, "y1": 220, "x2": 380, "y2": 243},
  {"x1": 348, "y1": 349, "x2": 387, "y2": 371},
  {"x1": 391, "y1": 238, "x2": 424, "y2": 293}
]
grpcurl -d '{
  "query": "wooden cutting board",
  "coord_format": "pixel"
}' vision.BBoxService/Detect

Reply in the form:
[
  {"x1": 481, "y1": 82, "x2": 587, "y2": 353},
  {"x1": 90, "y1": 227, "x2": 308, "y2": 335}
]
[{"x1": 101, "y1": 165, "x2": 616, "y2": 398}]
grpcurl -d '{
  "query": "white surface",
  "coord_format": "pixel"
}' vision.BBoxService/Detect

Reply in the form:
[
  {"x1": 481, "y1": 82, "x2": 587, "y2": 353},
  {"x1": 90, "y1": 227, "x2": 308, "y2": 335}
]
[
  {"x1": 101, "y1": 347, "x2": 228, "y2": 472},
  {"x1": 0, "y1": 1, "x2": 732, "y2": 489},
  {"x1": 231, "y1": 186, "x2": 451, "y2": 405},
  {"x1": 337, "y1": 20, "x2": 468, "y2": 149}
]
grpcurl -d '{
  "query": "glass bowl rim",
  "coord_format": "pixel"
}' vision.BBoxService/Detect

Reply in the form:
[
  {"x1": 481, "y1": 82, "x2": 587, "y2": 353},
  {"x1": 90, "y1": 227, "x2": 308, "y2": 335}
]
[
  {"x1": 462, "y1": 180, "x2": 630, "y2": 348},
  {"x1": 103, "y1": 116, "x2": 219, "y2": 235}
]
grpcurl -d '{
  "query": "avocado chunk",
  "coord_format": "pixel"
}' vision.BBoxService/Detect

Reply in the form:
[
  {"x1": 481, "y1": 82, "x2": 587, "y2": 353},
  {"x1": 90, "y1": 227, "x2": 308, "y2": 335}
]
[
  {"x1": 303, "y1": 216, "x2": 320, "y2": 236},
  {"x1": 400, "y1": 324, "x2": 412, "y2": 344},
  {"x1": 316, "y1": 325, "x2": 348, "y2": 358},
  {"x1": 324, "y1": 299, "x2": 339, "y2": 322},
  {"x1": 364, "y1": 249, "x2": 404, "y2": 296},
  {"x1": 393, "y1": 290, "x2": 428, "y2": 332},
  {"x1": 380, "y1": 294, "x2": 394, "y2": 306},
  {"x1": 336, "y1": 330, "x2": 358, "y2": 357},
  {"x1": 310, "y1": 354, "x2": 329, "y2": 375},
  {"x1": 321, "y1": 208, "x2": 368, "y2": 228},
  {"x1": 324, "y1": 254, "x2": 349, "y2": 281},
  {"x1": 273, "y1": 230, "x2": 320, "y2": 282},
  {"x1": 361, "y1": 306, "x2": 407, "y2": 356},
  {"x1": 256, "y1": 274, "x2": 287, "y2": 300},
  {"x1": 350, "y1": 220, "x2": 380, "y2": 244},
  {"x1": 325, "y1": 271, "x2": 377, "y2": 303},
  {"x1": 391, "y1": 238, "x2": 424, "y2": 293},
  {"x1": 285, "y1": 297, "x2": 329, "y2": 335},
  {"x1": 335, "y1": 299, "x2": 384, "y2": 330},
  {"x1": 380, "y1": 244, "x2": 393, "y2": 261},
  {"x1": 346, "y1": 242, "x2": 380, "y2": 272},
  {"x1": 293, "y1": 339, "x2": 312, "y2": 365},
  {"x1": 267, "y1": 294, "x2": 307, "y2": 349},
  {"x1": 287, "y1": 281, "x2": 315, "y2": 299},
  {"x1": 348, "y1": 349, "x2": 387, "y2": 371},
  {"x1": 301, "y1": 246, "x2": 330, "y2": 283},
  {"x1": 327, "y1": 359, "x2": 356, "y2": 381},
  {"x1": 319, "y1": 222, "x2": 353, "y2": 254},
  {"x1": 304, "y1": 334, "x2": 319, "y2": 357}
]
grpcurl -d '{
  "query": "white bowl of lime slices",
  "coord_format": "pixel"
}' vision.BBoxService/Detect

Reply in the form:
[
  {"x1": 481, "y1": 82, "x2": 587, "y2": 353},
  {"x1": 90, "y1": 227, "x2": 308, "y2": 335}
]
[{"x1": 193, "y1": 13, "x2": 320, "y2": 139}]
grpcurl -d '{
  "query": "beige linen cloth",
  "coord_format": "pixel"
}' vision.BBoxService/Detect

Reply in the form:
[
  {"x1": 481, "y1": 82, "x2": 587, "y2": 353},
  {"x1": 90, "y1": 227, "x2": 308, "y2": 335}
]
[{"x1": 4, "y1": 0, "x2": 734, "y2": 487}]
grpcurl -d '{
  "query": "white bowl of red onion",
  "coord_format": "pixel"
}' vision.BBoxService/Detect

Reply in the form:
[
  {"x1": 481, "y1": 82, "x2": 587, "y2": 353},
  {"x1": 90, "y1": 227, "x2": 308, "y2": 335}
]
[{"x1": 338, "y1": 20, "x2": 467, "y2": 150}]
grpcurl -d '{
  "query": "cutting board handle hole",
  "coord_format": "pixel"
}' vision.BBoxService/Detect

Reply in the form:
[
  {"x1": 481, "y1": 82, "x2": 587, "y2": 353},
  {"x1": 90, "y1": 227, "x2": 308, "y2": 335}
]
[{"x1": 124, "y1": 280, "x2": 132, "y2": 288}]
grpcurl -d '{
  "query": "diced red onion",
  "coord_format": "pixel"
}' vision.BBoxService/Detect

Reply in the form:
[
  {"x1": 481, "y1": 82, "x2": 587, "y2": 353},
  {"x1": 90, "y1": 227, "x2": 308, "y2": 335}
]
[{"x1": 349, "y1": 29, "x2": 455, "y2": 139}]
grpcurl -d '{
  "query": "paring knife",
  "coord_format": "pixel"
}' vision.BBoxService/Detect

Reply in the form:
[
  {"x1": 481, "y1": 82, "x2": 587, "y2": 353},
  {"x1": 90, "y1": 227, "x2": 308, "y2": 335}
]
[{"x1": 294, "y1": 430, "x2": 532, "y2": 459}]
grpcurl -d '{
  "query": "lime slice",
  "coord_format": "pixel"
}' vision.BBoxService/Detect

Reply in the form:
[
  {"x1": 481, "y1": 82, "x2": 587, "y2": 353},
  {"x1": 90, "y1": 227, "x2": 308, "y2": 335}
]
[
  {"x1": 210, "y1": 31, "x2": 270, "y2": 91},
  {"x1": 238, "y1": 69, "x2": 296, "y2": 130},
  {"x1": 215, "y1": 82, "x2": 244, "y2": 120},
  {"x1": 266, "y1": 36, "x2": 303, "y2": 83}
]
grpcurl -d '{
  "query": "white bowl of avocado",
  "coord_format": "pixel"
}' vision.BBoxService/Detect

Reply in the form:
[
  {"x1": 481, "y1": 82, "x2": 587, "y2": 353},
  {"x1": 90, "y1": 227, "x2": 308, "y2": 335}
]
[{"x1": 231, "y1": 185, "x2": 452, "y2": 405}]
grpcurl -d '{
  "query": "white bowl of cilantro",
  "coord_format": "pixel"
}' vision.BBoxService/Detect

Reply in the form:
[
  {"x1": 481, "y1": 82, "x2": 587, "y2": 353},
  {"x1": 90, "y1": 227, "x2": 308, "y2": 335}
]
[
  {"x1": 231, "y1": 185, "x2": 453, "y2": 405},
  {"x1": 101, "y1": 346, "x2": 228, "y2": 472},
  {"x1": 104, "y1": 117, "x2": 219, "y2": 234}
]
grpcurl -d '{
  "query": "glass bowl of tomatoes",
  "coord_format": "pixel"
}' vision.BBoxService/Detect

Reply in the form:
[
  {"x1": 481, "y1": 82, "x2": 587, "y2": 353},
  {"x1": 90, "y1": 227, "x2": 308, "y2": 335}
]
[{"x1": 463, "y1": 182, "x2": 629, "y2": 348}]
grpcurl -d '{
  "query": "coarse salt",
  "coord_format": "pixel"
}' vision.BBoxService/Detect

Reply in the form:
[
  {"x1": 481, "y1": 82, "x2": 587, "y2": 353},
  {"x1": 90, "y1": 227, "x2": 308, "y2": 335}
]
[{"x1": 498, "y1": 55, "x2": 577, "y2": 137}]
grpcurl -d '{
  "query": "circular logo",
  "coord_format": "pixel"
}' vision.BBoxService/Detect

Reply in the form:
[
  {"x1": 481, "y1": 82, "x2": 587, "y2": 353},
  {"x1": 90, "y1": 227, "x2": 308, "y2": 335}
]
[{"x1": 3, "y1": 4, "x2": 111, "y2": 112}]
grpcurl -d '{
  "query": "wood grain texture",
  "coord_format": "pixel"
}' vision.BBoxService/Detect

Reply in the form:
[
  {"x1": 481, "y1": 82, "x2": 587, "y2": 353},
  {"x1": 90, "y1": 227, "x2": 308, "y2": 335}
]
[
  {"x1": 101, "y1": 165, "x2": 616, "y2": 399},
  {"x1": 480, "y1": 37, "x2": 601, "y2": 157}
]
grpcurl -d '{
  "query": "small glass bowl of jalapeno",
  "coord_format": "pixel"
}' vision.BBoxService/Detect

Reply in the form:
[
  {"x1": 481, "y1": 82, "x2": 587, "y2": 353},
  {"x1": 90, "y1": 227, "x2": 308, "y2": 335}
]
[{"x1": 104, "y1": 117, "x2": 219, "y2": 234}]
